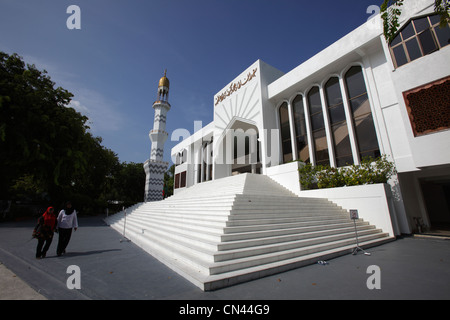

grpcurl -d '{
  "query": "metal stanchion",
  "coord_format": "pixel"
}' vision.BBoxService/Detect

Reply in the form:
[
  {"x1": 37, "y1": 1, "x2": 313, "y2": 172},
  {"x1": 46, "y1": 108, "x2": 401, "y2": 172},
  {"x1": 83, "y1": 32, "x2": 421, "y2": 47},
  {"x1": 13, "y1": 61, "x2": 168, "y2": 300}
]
[
  {"x1": 120, "y1": 207, "x2": 131, "y2": 243},
  {"x1": 350, "y1": 209, "x2": 370, "y2": 256}
]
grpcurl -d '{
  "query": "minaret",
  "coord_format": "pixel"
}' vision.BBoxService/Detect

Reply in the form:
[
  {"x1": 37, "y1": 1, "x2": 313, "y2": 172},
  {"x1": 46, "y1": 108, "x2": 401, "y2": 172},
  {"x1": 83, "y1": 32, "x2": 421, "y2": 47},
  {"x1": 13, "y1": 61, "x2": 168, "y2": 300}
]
[{"x1": 143, "y1": 70, "x2": 171, "y2": 202}]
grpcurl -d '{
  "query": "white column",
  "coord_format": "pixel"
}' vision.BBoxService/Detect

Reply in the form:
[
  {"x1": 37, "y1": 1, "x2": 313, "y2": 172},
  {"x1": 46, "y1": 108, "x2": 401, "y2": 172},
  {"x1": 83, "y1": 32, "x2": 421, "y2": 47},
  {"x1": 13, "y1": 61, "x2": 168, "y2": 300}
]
[
  {"x1": 200, "y1": 144, "x2": 205, "y2": 183},
  {"x1": 360, "y1": 58, "x2": 390, "y2": 157},
  {"x1": 303, "y1": 95, "x2": 315, "y2": 165},
  {"x1": 206, "y1": 142, "x2": 211, "y2": 181},
  {"x1": 193, "y1": 138, "x2": 202, "y2": 184},
  {"x1": 319, "y1": 86, "x2": 335, "y2": 167},
  {"x1": 274, "y1": 107, "x2": 283, "y2": 166},
  {"x1": 287, "y1": 101, "x2": 298, "y2": 161}
]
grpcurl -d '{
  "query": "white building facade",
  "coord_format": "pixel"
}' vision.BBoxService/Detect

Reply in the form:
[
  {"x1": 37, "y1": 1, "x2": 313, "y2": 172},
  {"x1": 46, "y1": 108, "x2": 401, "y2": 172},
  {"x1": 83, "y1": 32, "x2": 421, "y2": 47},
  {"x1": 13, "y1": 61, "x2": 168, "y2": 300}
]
[{"x1": 171, "y1": 0, "x2": 450, "y2": 235}]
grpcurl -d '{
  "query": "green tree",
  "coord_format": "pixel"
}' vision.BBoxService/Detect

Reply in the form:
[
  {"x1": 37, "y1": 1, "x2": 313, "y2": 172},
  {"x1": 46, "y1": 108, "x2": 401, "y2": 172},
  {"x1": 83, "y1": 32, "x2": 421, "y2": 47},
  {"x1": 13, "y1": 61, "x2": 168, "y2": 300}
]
[
  {"x1": 67, "y1": 136, "x2": 121, "y2": 214},
  {"x1": 111, "y1": 162, "x2": 146, "y2": 204},
  {"x1": 0, "y1": 52, "x2": 166, "y2": 217},
  {"x1": 0, "y1": 52, "x2": 85, "y2": 199},
  {"x1": 0, "y1": 52, "x2": 126, "y2": 214},
  {"x1": 164, "y1": 164, "x2": 175, "y2": 198}
]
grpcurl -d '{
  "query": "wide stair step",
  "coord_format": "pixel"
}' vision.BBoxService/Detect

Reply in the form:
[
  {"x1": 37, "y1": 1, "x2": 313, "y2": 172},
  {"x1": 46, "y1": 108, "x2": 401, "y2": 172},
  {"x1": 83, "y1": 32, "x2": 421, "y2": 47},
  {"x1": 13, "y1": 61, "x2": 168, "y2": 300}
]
[{"x1": 105, "y1": 173, "x2": 394, "y2": 291}]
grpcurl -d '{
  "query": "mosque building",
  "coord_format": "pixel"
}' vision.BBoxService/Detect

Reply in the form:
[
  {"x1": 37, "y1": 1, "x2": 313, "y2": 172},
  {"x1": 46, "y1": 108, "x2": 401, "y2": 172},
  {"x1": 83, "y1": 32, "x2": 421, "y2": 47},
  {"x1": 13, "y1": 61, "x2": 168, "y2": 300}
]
[
  {"x1": 108, "y1": 0, "x2": 450, "y2": 291},
  {"x1": 171, "y1": 0, "x2": 450, "y2": 237}
]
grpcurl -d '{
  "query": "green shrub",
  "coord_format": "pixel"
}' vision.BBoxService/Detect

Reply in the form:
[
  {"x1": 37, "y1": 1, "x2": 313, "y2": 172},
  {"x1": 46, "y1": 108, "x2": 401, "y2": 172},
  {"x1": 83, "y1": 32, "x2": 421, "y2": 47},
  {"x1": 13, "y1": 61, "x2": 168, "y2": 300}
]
[
  {"x1": 299, "y1": 155, "x2": 397, "y2": 190},
  {"x1": 299, "y1": 163, "x2": 319, "y2": 190}
]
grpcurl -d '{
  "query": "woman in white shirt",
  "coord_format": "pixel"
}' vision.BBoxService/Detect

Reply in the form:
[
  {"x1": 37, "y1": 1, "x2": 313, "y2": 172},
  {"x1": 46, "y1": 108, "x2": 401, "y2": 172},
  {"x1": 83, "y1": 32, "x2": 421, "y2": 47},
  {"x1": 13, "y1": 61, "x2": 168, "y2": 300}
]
[{"x1": 56, "y1": 201, "x2": 78, "y2": 256}]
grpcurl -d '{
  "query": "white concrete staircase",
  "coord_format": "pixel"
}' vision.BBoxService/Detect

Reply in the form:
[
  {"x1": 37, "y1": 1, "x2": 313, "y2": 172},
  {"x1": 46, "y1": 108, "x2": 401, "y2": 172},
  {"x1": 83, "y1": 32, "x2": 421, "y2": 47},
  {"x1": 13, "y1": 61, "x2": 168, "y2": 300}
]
[{"x1": 105, "y1": 173, "x2": 394, "y2": 291}]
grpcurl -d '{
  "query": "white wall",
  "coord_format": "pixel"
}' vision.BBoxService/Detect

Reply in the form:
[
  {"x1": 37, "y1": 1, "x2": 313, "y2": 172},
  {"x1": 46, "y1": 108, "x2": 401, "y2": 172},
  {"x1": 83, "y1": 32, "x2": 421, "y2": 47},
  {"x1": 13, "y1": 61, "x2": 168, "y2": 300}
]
[
  {"x1": 299, "y1": 184, "x2": 398, "y2": 237},
  {"x1": 265, "y1": 161, "x2": 399, "y2": 237},
  {"x1": 389, "y1": 46, "x2": 450, "y2": 169},
  {"x1": 266, "y1": 161, "x2": 302, "y2": 194}
]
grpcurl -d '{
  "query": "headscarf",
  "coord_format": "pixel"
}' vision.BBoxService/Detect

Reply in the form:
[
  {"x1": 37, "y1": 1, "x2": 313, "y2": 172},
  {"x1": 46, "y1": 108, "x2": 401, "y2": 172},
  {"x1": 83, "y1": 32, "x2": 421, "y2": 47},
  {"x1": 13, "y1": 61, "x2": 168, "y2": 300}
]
[
  {"x1": 42, "y1": 207, "x2": 56, "y2": 229},
  {"x1": 64, "y1": 201, "x2": 74, "y2": 215}
]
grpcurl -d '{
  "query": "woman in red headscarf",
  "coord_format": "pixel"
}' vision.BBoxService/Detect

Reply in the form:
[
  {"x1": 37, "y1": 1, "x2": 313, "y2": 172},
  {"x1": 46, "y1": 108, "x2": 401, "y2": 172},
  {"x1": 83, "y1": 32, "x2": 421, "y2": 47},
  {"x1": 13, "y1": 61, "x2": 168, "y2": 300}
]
[{"x1": 33, "y1": 207, "x2": 57, "y2": 259}]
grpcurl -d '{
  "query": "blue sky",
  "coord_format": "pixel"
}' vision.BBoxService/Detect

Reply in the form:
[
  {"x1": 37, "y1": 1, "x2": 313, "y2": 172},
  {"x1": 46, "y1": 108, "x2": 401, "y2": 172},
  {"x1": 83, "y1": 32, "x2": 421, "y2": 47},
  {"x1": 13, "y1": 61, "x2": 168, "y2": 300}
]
[{"x1": 0, "y1": 0, "x2": 380, "y2": 165}]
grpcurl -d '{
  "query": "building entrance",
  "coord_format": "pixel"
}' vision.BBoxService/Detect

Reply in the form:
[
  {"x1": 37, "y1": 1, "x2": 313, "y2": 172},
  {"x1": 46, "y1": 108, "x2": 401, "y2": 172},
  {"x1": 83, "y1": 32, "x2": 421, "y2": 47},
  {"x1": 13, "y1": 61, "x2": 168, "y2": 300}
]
[
  {"x1": 215, "y1": 119, "x2": 261, "y2": 178},
  {"x1": 420, "y1": 177, "x2": 450, "y2": 233},
  {"x1": 230, "y1": 121, "x2": 261, "y2": 175}
]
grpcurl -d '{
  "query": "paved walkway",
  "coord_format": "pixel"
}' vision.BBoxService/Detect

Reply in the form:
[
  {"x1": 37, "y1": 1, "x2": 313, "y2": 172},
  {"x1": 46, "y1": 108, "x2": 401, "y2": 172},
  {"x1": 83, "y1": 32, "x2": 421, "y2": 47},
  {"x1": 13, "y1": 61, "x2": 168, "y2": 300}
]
[
  {"x1": 0, "y1": 262, "x2": 46, "y2": 300},
  {"x1": 1, "y1": 216, "x2": 450, "y2": 300}
]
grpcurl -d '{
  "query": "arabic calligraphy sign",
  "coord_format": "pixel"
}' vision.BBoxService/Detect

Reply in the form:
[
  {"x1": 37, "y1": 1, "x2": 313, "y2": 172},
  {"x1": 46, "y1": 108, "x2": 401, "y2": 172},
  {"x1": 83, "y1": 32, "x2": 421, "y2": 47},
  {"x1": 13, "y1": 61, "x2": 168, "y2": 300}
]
[{"x1": 215, "y1": 68, "x2": 258, "y2": 106}]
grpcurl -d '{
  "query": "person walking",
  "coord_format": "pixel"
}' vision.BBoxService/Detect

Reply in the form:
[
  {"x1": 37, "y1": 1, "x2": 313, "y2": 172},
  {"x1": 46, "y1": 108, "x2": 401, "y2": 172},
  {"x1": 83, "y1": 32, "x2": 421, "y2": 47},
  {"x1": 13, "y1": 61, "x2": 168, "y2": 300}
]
[
  {"x1": 33, "y1": 207, "x2": 57, "y2": 259},
  {"x1": 56, "y1": 201, "x2": 78, "y2": 256}
]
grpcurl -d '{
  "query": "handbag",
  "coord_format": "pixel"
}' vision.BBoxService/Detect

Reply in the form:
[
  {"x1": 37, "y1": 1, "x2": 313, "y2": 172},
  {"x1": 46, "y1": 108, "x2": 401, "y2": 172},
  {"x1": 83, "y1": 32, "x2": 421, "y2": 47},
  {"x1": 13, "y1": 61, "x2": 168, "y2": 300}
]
[{"x1": 32, "y1": 216, "x2": 44, "y2": 239}]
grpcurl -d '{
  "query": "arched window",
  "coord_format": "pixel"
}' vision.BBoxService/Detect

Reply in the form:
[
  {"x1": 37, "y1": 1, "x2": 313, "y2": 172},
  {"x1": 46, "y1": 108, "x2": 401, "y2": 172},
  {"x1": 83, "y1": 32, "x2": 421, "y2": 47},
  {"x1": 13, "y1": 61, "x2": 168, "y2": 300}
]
[
  {"x1": 324, "y1": 77, "x2": 353, "y2": 167},
  {"x1": 292, "y1": 95, "x2": 310, "y2": 163},
  {"x1": 390, "y1": 14, "x2": 450, "y2": 68},
  {"x1": 279, "y1": 102, "x2": 292, "y2": 163},
  {"x1": 344, "y1": 66, "x2": 380, "y2": 160},
  {"x1": 307, "y1": 87, "x2": 329, "y2": 166}
]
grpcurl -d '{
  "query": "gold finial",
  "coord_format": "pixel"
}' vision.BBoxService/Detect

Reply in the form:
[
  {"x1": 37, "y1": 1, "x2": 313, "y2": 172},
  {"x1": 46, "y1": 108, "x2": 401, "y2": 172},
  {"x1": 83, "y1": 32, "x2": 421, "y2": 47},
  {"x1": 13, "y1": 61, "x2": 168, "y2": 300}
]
[{"x1": 158, "y1": 69, "x2": 170, "y2": 88}]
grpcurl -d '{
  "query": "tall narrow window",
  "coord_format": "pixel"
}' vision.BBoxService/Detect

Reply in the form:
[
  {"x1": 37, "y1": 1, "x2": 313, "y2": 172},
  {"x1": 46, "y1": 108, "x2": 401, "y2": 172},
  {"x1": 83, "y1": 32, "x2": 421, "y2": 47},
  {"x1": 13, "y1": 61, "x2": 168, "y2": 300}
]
[
  {"x1": 307, "y1": 87, "x2": 329, "y2": 166},
  {"x1": 292, "y1": 95, "x2": 310, "y2": 163},
  {"x1": 279, "y1": 102, "x2": 292, "y2": 163},
  {"x1": 345, "y1": 66, "x2": 380, "y2": 160},
  {"x1": 180, "y1": 171, "x2": 187, "y2": 188},
  {"x1": 325, "y1": 77, "x2": 353, "y2": 167},
  {"x1": 174, "y1": 173, "x2": 180, "y2": 189}
]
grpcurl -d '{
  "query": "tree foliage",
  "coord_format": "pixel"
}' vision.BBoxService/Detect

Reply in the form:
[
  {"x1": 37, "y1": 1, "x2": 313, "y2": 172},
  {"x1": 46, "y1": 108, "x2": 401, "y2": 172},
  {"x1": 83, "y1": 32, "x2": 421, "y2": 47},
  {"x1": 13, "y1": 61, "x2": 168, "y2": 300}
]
[
  {"x1": 0, "y1": 52, "x2": 80, "y2": 192},
  {"x1": 381, "y1": 0, "x2": 450, "y2": 42},
  {"x1": 381, "y1": 0, "x2": 405, "y2": 42},
  {"x1": 435, "y1": 0, "x2": 450, "y2": 27},
  {"x1": 111, "y1": 162, "x2": 146, "y2": 204},
  {"x1": 164, "y1": 164, "x2": 175, "y2": 198},
  {"x1": 0, "y1": 52, "x2": 146, "y2": 217}
]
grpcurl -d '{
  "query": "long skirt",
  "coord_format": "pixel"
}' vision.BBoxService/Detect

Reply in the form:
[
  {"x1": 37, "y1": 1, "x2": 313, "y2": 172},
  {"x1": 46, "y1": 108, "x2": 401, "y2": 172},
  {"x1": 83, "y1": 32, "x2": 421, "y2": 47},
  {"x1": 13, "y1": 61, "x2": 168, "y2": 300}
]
[
  {"x1": 57, "y1": 228, "x2": 72, "y2": 256},
  {"x1": 36, "y1": 236, "x2": 53, "y2": 258}
]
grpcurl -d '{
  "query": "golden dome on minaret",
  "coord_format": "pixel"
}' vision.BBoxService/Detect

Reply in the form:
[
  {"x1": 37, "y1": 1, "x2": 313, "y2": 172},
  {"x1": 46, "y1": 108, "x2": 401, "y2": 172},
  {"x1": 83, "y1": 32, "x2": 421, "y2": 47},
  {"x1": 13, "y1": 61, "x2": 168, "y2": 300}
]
[{"x1": 158, "y1": 69, "x2": 170, "y2": 88}]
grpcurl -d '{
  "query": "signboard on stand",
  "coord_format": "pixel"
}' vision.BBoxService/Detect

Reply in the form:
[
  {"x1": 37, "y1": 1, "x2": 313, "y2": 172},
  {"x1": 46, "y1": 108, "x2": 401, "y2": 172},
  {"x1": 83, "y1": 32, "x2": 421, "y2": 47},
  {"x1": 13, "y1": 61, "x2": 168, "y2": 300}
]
[{"x1": 349, "y1": 209, "x2": 370, "y2": 255}]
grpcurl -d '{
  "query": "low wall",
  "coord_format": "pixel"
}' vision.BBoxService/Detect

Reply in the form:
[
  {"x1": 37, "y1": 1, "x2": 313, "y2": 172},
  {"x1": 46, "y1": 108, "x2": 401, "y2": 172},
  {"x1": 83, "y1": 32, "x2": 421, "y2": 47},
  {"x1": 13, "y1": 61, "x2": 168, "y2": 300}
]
[
  {"x1": 266, "y1": 161, "x2": 302, "y2": 194},
  {"x1": 266, "y1": 162, "x2": 399, "y2": 237},
  {"x1": 298, "y1": 184, "x2": 398, "y2": 237}
]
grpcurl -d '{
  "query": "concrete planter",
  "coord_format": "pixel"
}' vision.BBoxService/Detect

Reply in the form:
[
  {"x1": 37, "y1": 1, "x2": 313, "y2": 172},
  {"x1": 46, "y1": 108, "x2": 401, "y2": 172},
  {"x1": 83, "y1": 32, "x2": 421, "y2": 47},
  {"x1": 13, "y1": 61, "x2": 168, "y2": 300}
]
[
  {"x1": 266, "y1": 162, "x2": 399, "y2": 237},
  {"x1": 298, "y1": 183, "x2": 399, "y2": 237}
]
